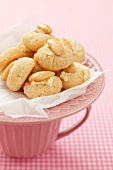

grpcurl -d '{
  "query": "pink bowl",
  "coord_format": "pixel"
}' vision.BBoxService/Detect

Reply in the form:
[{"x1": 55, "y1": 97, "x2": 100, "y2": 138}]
[{"x1": 0, "y1": 53, "x2": 105, "y2": 158}]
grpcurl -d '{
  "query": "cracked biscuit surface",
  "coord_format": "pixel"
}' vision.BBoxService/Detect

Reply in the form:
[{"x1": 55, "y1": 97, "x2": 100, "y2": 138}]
[
  {"x1": 34, "y1": 39, "x2": 74, "y2": 71},
  {"x1": 23, "y1": 71, "x2": 62, "y2": 99},
  {"x1": 6, "y1": 57, "x2": 35, "y2": 91},
  {"x1": 23, "y1": 24, "x2": 54, "y2": 52},
  {"x1": 61, "y1": 38, "x2": 85, "y2": 63},
  {"x1": 17, "y1": 42, "x2": 35, "y2": 57},
  {"x1": 60, "y1": 62, "x2": 90, "y2": 89},
  {"x1": 23, "y1": 32, "x2": 53, "y2": 52},
  {"x1": 0, "y1": 47, "x2": 23, "y2": 74}
]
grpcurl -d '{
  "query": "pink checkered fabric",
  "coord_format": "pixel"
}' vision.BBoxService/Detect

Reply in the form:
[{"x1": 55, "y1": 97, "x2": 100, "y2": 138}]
[
  {"x1": 0, "y1": 0, "x2": 113, "y2": 169},
  {"x1": 0, "y1": 110, "x2": 113, "y2": 170}
]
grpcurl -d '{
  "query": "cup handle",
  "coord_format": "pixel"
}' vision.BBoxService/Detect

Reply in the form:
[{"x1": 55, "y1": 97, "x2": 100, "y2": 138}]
[{"x1": 56, "y1": 105, "x2": 91, "y2": 140}]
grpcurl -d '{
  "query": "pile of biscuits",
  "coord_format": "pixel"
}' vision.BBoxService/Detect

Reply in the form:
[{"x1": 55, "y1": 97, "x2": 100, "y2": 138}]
[{"x1": 0, "y1": 24, "x2": 90, "y2": 99}]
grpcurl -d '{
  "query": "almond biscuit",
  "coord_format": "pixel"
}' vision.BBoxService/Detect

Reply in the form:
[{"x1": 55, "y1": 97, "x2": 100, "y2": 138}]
[
  {"x1": 61, "y1": 38, "x2": 84, "y2": 63},
  {"x1": 60, "y1": 62, "x2": 90, "y2": 89},
  {"x1": 34, "y1": 39, "x2": 74, "y2": 71},
  {"x1": 6, "y1": 57, "x2": 35, "y2": 91},
  {"x1": 0, "y1": 47, "x2": 23, "y2": 73},
  {"x1": 23, "y1": 75, "x2": 62, "y2": 99}
]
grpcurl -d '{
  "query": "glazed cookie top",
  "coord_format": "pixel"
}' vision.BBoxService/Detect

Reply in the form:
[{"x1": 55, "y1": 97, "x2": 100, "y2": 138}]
[
  {"x1": 61, "y1": 38, "x2": 85, "y2": 63},
  {"x1": 34, "y1": 39, "x2": 74, "y2": 71}
]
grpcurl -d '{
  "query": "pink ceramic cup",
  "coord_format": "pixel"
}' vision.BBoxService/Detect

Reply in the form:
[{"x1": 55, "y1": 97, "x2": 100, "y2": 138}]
[
  {"x1": 0, "y1": 106, "x2": 91, "y2": 158},
  {"x1": 0, "y1": 53, "x2": 105, "y2": 158}
]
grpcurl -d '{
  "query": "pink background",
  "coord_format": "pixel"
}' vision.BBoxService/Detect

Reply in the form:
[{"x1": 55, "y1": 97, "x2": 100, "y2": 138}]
[{"x1": 0, "y1": 0, "x2": 113, "y2": 169}]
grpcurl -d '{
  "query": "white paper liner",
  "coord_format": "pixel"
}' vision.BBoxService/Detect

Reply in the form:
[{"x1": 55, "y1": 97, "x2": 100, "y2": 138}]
[{"x1": 0, "y1": 19, "x2": 107, "y2": 118}]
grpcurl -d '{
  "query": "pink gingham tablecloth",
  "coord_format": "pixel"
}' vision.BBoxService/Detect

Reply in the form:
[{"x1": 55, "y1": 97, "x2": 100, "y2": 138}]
[{"x1": 0, "y1": 0, "x2": 113, "y2": 169}]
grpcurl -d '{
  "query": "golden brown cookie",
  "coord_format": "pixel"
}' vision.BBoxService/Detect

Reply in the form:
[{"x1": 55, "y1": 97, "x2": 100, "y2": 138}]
[
  {"x1": 0, "y1": 47, "x2": 23, "y2": 74},
  {"x1": 34, "y1": 39, "x2": 74, "y2": 71},
  {"x1": 29, "y1": 71, "x2": 55, "y2": 82},
  {"x1": 37, "y1": 24, "x2": 52, "y2": 34},
  {"x1": 48, "y1": 39, "x2": 64, "y2": 56},
  {"x1": 17, "y1": 42, "x2": 35, "y2": 57},
  {"x1": 61, "y1": 38, "x2": 85, "y2": 63},
  {"x1": 60, "y1": 62, "x2": 90, "y2": 89},
  {"x1": 6, "y1": 57, "x2": 35, "y2": 91},
  {"x1": 1, "y1": 61, "x2": 15, "y2": 81},
  {"x1": 23, "y1": 71, "x2": 62, "y2": 99},
  {"x1": 23, "y1": 31, "x2": 53, "y2": 52}
]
